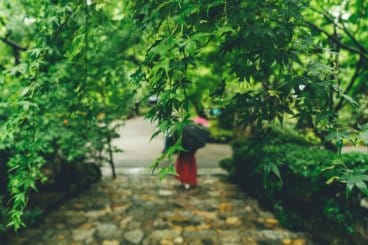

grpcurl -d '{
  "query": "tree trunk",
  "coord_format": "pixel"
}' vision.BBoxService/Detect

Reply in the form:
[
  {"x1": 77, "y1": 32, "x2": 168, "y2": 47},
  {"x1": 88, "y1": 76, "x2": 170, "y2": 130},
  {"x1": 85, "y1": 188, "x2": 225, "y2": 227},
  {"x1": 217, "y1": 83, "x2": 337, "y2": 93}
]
[{"x1": 107, "y1": 135, "x2": 116, "y2": 179}]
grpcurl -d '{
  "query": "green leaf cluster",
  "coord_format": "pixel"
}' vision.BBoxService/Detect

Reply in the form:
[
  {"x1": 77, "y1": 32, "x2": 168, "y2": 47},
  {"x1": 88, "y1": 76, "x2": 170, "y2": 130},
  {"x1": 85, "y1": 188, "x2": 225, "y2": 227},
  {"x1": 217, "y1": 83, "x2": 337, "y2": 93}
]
[
  {"x1": 223, "y1": 137, "x2": 368, "y2": 240},
  {"x1": 0, "y1": 0, "x2": 139, "y2": 229}
]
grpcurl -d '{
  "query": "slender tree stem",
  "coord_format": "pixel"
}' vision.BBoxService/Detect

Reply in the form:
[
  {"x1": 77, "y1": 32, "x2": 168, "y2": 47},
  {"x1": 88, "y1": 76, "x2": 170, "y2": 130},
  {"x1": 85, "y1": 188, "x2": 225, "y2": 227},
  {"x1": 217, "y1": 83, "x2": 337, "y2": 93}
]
[
  {"x1": 0, "y1": 37, "x2": 27, "y2": 51},
  {"x1": 334, "y1": 57, "x2": 363, "y2": 112},
  {"x1": 107, "y1": 134, "x2": 116, "y2": 179},
  {"x1": 314, "y1": 7, "x2": 368, "y2": 54},
  {"x1": 304, "y1": 21, "x2": 368, "y2": 62}
]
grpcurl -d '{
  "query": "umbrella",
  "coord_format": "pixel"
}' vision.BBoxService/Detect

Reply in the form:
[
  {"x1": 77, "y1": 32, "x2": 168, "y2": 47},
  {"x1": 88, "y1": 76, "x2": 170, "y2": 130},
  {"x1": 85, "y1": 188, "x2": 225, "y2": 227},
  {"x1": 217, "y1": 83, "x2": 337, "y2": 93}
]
[
  {"x1": 182, "y1": 123, "x2": 209, "y2": 153},
  {"x1": 192, "y1": 116, "x2": 210, "y2": 127}
]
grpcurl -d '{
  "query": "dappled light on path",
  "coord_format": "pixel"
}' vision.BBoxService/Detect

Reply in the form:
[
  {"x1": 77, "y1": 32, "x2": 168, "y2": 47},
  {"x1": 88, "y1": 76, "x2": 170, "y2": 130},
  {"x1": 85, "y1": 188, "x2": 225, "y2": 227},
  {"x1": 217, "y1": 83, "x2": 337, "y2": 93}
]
[
  {"x1": 9, "y1": 174, "x2": 312, "y2": 244},
  {"x1": 7, "y1": 117, "x2": 313, "y2": 244}
]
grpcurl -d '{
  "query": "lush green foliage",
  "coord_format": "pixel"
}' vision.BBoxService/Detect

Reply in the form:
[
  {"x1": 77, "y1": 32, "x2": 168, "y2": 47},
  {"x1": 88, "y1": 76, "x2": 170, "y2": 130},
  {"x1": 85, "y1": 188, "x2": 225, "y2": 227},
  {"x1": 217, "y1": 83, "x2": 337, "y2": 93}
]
[
  {"x1": 301, "y1": 0, "x2": 368, "y2": 151},
  {"x1": 205, "y1": 119, "x2": 233, "y2": 144},
  {"x1": 131, "y1": 0, "x2": 368, "y2": 201},
  {"x1": 305, "y1": 0, "x2": 368, "y2": 112},
  {"x1": 133, "y1": 0, "x2": 337, "y2": 170},
  {"x1": 0, "y1": 1, "x2": 138, "y2": 229},
  {"x1": 0, "y1": 0, "x2": 367, "y2": 232},
  {"x1": 221, "y1": 137, "x2": 368, "y2": 242}
]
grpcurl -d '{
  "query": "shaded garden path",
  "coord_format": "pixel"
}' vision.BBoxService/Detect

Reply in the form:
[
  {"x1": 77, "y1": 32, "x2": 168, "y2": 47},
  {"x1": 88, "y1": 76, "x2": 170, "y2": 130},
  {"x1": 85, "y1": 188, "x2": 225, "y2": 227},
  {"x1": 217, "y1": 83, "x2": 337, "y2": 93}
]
[
  {"x1": 8, "y1": 118, "x2": 313, "y2": 244},
  {"x1": 10, "y1": 175, "x2": 312, "y2": 245}
]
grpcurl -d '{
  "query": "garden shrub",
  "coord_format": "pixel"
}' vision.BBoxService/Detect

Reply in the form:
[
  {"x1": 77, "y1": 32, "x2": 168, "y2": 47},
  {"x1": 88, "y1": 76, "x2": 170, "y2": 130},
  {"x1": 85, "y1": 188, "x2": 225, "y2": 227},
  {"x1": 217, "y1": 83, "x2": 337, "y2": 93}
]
[
  {"x1": 223, "y1": 138, "x2": 368, "y2": 244},
  {"x1": 0, "y1": 138, "x2": 101, "y2": 237},
  {"x1": 270, "y1": 126, "x2": 320, "y2": 146},
  {"x1": 217, "y1": 105, "x2": 235, "y2": 130},
  {"x1": 208, "y1": 120, "x2": 234, "y2": 144}
]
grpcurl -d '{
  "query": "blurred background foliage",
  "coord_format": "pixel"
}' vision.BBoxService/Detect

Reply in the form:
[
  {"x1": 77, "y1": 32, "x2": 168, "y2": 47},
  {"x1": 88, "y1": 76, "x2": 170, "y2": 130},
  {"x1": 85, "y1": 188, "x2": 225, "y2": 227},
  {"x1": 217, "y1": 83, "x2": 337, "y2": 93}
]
[
  {"x1": 0, "y1": 0, "x2": 140, "y2": 231},
  {"x1": 0, "y1": 0, "x2": 367, "y2": 242}
]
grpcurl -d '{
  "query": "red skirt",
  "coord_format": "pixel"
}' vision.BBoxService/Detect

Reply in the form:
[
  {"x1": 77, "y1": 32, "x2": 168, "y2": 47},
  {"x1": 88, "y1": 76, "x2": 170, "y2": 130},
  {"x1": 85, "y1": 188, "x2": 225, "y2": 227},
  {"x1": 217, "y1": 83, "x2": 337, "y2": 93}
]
[{"x1": 175, "y1": 153, "x2": 197, "y2": 186}]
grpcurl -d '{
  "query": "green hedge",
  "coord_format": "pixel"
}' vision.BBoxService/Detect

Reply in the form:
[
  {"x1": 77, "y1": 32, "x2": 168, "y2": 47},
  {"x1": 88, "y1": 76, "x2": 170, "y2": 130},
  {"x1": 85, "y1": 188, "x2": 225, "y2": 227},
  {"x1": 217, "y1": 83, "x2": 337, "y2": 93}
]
[
  {"x1": 221, "y1": 138, "x2": 368, "y2": 244},
  {"x1": 208, "y1": 120, "x2": 234, "y2": 144},
  {"x1": 0, "y1": 159, "x2": 101, "y2": 240}
]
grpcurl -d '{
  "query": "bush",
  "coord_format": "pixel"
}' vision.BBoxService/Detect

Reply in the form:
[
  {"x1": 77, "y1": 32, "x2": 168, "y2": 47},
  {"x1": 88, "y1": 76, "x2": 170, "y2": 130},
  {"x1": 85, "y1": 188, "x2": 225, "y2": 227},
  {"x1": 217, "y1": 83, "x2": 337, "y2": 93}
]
[
  {"x1": 217, "y1": 105, "x2": 235, "y2": 130},
  {"x1": 270, "y1": 126, "x2": 320, "y2": 146},
  {"x1": 208, "y1": 122, "x2": 234, "y2": 144},
  {"x1": 0, "y1": 157, "x2": 101, "y2": 238},
  {"x1": 223, "y1": 138, "x2": 368, "y2": 244}
]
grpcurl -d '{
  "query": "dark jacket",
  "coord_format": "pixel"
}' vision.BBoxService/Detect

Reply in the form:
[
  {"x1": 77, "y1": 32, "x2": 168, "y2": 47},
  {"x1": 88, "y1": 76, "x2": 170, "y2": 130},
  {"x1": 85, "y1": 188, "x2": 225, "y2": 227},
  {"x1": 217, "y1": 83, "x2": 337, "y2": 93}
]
[{"x1": 164, "y1": 123, "x2": 209, "y2": 154}]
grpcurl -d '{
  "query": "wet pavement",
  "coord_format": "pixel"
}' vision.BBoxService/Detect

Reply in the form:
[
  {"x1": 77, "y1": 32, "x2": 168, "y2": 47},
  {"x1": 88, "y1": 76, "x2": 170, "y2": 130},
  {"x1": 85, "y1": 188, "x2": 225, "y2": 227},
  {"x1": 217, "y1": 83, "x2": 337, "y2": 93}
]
[
  {"x1": 109, "y1": 117, "x2": 232, "y2": 169},
  {"x1": 8, "y1": 174, "x2": 312, "y2": 245},
  {"x1": 7, "y1": 117, "x2": 313, "y2": 244}
]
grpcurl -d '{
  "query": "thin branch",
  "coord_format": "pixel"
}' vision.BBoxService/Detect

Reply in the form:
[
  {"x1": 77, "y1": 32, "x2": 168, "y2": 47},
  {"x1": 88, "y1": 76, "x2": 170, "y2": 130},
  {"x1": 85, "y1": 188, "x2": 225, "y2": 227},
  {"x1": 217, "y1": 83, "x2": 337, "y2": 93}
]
[
  {"x1": 334, "y1": 57, "x2": 364, "y2": 112},
  {"x1": 0, "y1": 17, "x2": 5, "y2": 26},
  {"x1": 0, "y1": 16, "x2": 27, "y2": 52},
  {"x1": 316, "y1": 7, "x2": 368, "y2": 54},
  {"x1": 0, "y1": 37, "x2": 27, "y2": 51},
  {"x1": 328, "y1": 26, "x2": 338, "y2": 113},
  {"x1": 340, "y1": 21, "x2": 368, "y2": 54},
  {"x1": 304, "y1": 21, "x2": 368, "y2": 62},
  {"x1": 12, "y1": 47, "x2": 20, "y2": 65}
]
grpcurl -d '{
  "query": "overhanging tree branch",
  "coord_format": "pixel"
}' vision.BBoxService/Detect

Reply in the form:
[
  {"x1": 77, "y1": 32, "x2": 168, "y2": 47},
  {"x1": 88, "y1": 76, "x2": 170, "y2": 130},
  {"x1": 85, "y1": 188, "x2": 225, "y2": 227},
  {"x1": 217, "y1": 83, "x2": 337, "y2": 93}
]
[
  {"x1": 315, "y1": 7, "x2": 368, "y2": 55},
  {"x1": 334, "y1": 57, "x2": 364, "y2": 112},
  {"x1": 304, "y1": 21, "x2": 368, "y2": 62},
  {"x1": 0, "y1": 17, "x2": 5, "y2": 26},
  {"x1": 0, "y1": 16, "x2": 27, "y2": 51},
  {"x1": 0, "y1": 36, "x2": 27, "y2": 51},
  {"x1": 340, "y1": 21, "x2": 368, "y2": 54}
]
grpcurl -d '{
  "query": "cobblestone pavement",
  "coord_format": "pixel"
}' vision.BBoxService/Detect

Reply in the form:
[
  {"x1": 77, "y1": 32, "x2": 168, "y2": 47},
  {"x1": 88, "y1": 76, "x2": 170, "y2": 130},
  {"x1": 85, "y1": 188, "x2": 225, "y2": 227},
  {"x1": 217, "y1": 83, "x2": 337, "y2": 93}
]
[{"x1": 9, "y1": 173, "x2": 313, "y2": 245}]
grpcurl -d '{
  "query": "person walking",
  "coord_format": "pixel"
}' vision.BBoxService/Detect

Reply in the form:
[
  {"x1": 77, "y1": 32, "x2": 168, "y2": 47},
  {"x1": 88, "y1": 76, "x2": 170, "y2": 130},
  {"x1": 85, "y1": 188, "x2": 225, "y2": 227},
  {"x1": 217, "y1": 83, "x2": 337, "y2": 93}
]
[
  {"x1": 174, "y1": 121, "x2": 209, "y2": 189},
  {"x1": 175, "y1": 150, "x2": 197, "y2": 188}
]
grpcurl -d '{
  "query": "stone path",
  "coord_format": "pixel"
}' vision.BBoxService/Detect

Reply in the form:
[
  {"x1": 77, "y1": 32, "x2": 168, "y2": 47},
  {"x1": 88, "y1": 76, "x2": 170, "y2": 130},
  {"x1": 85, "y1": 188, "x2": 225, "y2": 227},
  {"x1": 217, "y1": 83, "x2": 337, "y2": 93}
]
[
  {"x1": 7, "y1": 117, "x2": 314, "y2": 244},
  {"x1": 9, "y1": 174, "x2": 312, "y2": 245}
]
